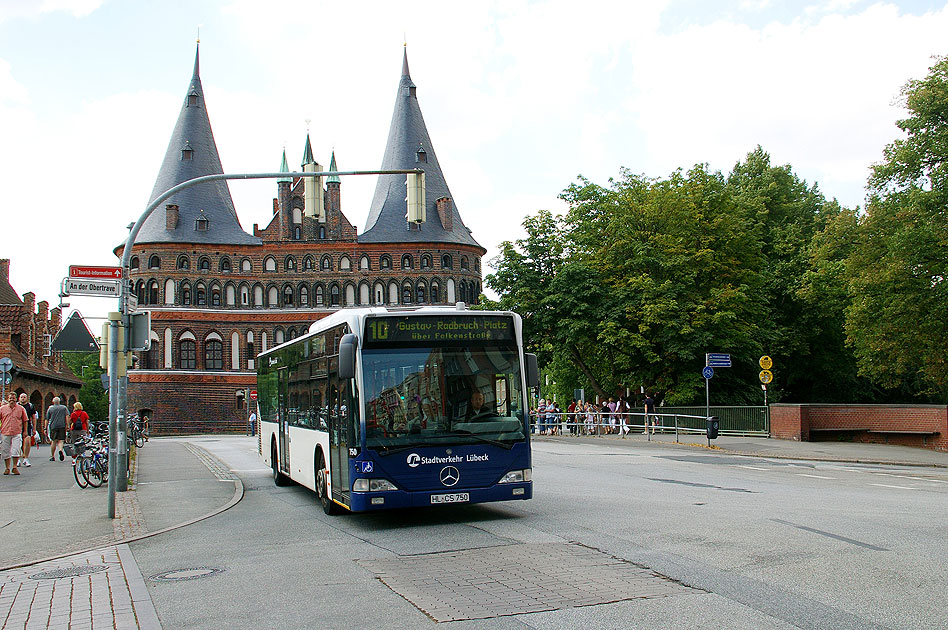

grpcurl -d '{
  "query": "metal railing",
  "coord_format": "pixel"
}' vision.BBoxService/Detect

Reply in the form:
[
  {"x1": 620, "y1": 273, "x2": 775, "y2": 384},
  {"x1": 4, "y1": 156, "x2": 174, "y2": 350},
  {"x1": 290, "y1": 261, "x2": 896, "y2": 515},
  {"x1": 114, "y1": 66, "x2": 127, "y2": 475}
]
[{"x1": 529, "y1": 406, "x2": 769, "y2": 439}]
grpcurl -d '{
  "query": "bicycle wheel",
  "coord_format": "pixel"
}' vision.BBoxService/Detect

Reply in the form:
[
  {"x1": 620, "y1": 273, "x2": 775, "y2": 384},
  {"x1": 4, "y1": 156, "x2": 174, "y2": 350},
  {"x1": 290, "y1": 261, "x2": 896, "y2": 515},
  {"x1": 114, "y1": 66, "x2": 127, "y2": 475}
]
[
  {"x1": 85, "y1": 458, "x2": 105, "y2": 488},
  {"x1": 135, "y1": 432, "x2": 144, "y2": 448},
  {"x1": 73, "y1": 457, "x2": 89, "y2": 488}
]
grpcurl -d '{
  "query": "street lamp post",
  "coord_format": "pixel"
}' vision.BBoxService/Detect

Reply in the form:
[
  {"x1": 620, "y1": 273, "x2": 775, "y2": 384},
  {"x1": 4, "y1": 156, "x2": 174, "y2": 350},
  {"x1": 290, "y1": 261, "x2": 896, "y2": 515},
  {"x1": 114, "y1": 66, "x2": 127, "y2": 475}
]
[{"x1": 106, "y1": 168, "x2": 423, "y2": 518}]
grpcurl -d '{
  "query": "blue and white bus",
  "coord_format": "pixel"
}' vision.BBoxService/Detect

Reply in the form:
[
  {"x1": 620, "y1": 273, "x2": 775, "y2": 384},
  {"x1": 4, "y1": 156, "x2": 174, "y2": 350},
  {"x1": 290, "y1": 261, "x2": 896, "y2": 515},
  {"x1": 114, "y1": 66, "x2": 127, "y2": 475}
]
[{"x1": 257, "y1": 304, "x2": 538, "y2": 514}]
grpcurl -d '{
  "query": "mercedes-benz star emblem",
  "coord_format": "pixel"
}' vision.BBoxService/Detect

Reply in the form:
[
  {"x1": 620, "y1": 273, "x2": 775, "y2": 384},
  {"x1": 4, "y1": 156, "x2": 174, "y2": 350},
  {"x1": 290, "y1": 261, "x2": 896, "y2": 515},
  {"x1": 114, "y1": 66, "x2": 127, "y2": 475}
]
[{"x1": 439, "y1": 466, "x2": 460, "y2": 487}]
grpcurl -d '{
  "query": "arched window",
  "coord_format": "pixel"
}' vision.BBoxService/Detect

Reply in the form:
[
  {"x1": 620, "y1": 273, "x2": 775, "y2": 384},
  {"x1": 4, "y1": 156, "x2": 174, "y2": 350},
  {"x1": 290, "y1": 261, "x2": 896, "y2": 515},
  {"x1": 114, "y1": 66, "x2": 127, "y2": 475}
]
[
  {"x1": 320, "y1": 256, "x2": 332, "y2": 271},
  {"x1": 130, "y1": 256, "x2": 140, "y2": 270},
  {"x1": 359, "y1": 283, "x2": 369, "y2": 305},
  {"x1": 225, "y1": 284, "x2": 236, "y2": 306},
  {"x1": 179, "y1": 332, "x2": 196, "y2": 369},
  {"x1": 417, "y1": 281, "x2": 427, "y2": 303},
  {"x1": 211, "y1": 285, "x2": 221, "y2": 307},
  {"x1": 380, "y1": 255, "x2": 392, "y2": 270},
  {"x1": 204, "y1": 334, "x2": 223, "y2": 370},
  {"x1": 340, "y1": 256, "x2": 351, "y2": 271},
  {"x1": 240, "y1": 285, "x2": 250, "y2": 306},
  {"x1": 196, "y1": 284, "x2": 207, "y2": 306},
  {"x1": 330, "y1": 283, "x2": 340, "y2": 306},
  {"x1": 275, "y1": 329, "x2": 285, "y2": 345},
  {"x1": 148, "y1": 280, "x2": 159, "y2": 305},
  {"x1": 318, "y1": 226, "x2": 326, "y2": 239},
  {"x1": 199, "y1": 257, "x2": 211, "y2": 271},
  {"x1": 241, "y1": 258, "x2": 252, "y2": 272},
  {"x1": 246, "y1": 331, "x2": 255, "y2": 370},
  {"x1": 148, "y1": 255, "x2": 160, "y2": 269},
  {"x1": 431, "y1": 282, "x2": 440, "y2": 304},
  {"x1": 283, "y1": 285, "x2": 294, "y2": 306},
  {"x1": 374, "y1": 282, "x2": 385, "y2": 305},
  {"x1": 388, "y1": 281, "x2": 399, "y2": 304},
  {"x1": 315, "y1": 285, "x2": 324, "y2": 306},
  {"x1": 177, "y1": 256, "x2": 190, "y2": 270},
  {"x1": 474, "y1": 258, "x2": 481, "y2": 272},
  {"x1": 287, "y1": 327, "x2": 297, "y2": 341},
  {"x1": 300, "y1": 285, "x2": 309, "y2": 306},
  {"x1": 460, "y1": 257, "x2": 469, "y2": 270},
  {"x1": 294, "y1": 226, "x2": 301, "y2": 240},
  {"x1": 220, "y1": 257, "x2": 231, "y2": 273},
  {"x1": 345, "y1": 284, "x2": 355, "y2": 306},
  {"x1": 253, "y1": 285, "x2": 264, "y2": 307},
  {"x1": 441, "y1": 254, "x2": 452, "y2": 269},
  {"x1": 402, "y1": 282, "x2": 413, "y2": 304},
  {"x1": 360, "y1": 255, "x2": 370, "y2": 270},
  {"x1": 164, "y1": 279, "x2": 175, "y2": 305},
  {"x1": 285, "y1": 256, "x2": 296, "y2": 271},
  {"x1": 268, "y1": 286, "x2": 278, "y2": 307},
  {"x1": 303, "y1": 256, "x2": 314, "y2": 271},
  {"x1": 401, "y1": 254, "x2": 413, "y2": 269},
  {"x1": 181, "y1": 282, "x2": 192, "y2": 306},
  {"x1": 264, "y1": 257, "x2": 276, "y2": 272},
  {"x1": 421, "y1": 254, "x2": 432, "y2": 269}
]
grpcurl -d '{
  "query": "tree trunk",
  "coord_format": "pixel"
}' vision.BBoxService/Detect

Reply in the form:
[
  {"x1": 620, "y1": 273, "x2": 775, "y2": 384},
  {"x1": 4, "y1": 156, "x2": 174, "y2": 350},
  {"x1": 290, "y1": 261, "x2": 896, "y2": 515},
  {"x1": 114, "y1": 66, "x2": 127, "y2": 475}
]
[{"x1": 568, "y1": 343, "x2": 609, "y2": 400}]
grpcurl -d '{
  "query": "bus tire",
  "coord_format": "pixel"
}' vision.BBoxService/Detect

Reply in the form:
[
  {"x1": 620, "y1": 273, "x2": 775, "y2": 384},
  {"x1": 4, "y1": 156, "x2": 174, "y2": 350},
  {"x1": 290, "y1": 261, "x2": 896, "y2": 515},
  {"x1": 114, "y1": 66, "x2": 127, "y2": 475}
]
[
  {"x1": 316, "y1": 450, "x2": 339, "y2": 515},
  {"x1": 271, "y1": 442, "x2": 290, "y2": 487}
]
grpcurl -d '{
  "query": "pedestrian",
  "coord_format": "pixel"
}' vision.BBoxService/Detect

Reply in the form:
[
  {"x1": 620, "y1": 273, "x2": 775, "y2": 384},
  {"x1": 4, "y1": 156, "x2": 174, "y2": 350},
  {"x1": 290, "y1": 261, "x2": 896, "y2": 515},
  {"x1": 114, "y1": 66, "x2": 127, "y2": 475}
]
[
  {"x1": 616, "y1": 395, "x2": 630, "y2": 436},
  {"x1": 535, "y1": 399, "x2": 547, "y2": 434},
  {"x1": 248, "y1": 410, "x2": 256, "y2": 437},
  {"x1": 46, "y1": 396, "x2": 69, "y2": 461},
  {"x1": 141, "y1": 414, "x2": 150, "y2": 442},
  {"x1": 643, "y1": 392, "x2": 656, "y2": 435},
  {"x1": 18, "y1": 393, "x2": 38, "y2": 467},
  {"x1": 585, "y1": 401, "x2": 595, "y2": 435},
  {"x1": 2, "y1": 392, "x2": 29, "y2": 475},
  {"x1": 546, "y1": 401, "x2": 558, "y2": 436},
  {"x1": 567, "y1": 399, "x2": 577, "y2": 435},
  {"x1": 599, "y1": 400, "x2": 609, "y2": 434},
  {"x1": 69, "y1": 402, "x2": 90, "y2": 444}
]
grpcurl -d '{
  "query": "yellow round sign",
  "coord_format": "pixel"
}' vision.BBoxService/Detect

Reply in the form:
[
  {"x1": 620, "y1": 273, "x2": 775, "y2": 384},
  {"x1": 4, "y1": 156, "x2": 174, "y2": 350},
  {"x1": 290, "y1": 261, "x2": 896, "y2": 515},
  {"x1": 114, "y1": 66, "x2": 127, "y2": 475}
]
[
  {"x1": 759, "y1": 369, "x2": 773, "y2": 384},
  {"x1": 759, "y1": 355, "x2": 773, "y2": 370}
]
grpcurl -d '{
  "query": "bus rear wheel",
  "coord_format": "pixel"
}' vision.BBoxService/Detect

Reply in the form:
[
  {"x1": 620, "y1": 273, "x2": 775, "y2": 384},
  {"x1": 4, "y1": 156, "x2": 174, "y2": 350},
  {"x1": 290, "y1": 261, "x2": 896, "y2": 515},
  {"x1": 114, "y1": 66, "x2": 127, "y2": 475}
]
[
  {"x1": 316, "y1": 451, "x2": 338, "y2": 515},
  {"x1": 271, "y1": 443, "x2": 290, "y2": 487}
]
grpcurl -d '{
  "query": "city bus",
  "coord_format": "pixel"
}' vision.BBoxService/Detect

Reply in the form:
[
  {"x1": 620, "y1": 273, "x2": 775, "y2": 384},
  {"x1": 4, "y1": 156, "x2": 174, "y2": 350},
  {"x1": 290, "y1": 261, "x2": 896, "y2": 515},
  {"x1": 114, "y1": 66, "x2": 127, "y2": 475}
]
[{"x1": 257, "y1": 304, "x2": 538, "y2": 514}]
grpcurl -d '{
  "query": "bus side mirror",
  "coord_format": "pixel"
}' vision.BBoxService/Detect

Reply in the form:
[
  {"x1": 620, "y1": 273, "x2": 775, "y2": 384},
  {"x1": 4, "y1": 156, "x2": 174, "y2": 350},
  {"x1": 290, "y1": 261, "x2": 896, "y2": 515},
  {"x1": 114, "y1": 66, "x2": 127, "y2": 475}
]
[
  {"x1": 525, "y1": 353, "x2": 539, "y2": 388},
  {"x1": 339, "y1": 334, "x2": 357, "y2": 379}
]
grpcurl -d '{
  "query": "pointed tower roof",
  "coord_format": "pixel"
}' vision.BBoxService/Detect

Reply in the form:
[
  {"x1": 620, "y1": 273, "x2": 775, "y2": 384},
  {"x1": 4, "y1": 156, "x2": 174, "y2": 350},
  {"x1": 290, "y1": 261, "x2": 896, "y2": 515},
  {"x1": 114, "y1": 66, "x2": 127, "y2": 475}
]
[
  {"x1": 327, "y1": 151, "x2": 340, "y2": 184},
  {"x1": 359, "y1": 48, "x2": 482, "y2": 248},
  {"x1": 301, "y1": 134, "x2": 315, "y2": 166},
  {"x1": 134, "y1": 43, "x2": 259, "y2": 246},
  {"x1": 278, "y1": 149, "x2": 291, "y2": 183}
]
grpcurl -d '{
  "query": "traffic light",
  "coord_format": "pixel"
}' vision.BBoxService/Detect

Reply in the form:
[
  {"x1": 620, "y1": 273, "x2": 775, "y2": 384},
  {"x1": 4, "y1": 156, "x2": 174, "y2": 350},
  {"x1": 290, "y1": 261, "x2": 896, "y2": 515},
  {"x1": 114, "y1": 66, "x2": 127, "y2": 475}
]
[{"x1": 128, "y1": 311, "x2": 151, "y2": 351}]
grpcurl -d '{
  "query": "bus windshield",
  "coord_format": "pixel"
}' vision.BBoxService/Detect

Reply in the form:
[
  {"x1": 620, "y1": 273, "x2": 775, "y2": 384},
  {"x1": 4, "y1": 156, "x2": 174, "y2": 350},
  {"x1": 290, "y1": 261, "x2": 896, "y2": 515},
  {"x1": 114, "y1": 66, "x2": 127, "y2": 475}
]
[{"x1": 362, "y1": 345, "x2": 526, "y2": 452}]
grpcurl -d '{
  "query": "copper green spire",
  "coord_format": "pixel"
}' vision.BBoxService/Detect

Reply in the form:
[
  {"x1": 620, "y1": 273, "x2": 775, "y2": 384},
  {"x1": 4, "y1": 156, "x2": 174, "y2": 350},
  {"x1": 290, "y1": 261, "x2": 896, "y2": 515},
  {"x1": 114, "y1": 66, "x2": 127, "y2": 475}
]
[
  {"x1": 278, "y1": 149, "x2": 291, "y2": 183},
  {"x1": 327, "y1": 151, "x2": 340, "y2": 184},
  {"x1": 301, "y1": 134, "x2": 315, "y2": 167}
]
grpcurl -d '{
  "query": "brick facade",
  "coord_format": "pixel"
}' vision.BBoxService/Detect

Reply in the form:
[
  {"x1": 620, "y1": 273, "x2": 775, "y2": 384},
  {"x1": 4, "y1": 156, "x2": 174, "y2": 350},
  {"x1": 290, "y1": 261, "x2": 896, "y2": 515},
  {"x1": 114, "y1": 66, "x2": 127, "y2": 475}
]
[
  {"x1": 0, "y1": 259, "x2": 83, "y2": 432},
  {"x1": 770, "y1": 404, "x2": 947, "y2": 451}
]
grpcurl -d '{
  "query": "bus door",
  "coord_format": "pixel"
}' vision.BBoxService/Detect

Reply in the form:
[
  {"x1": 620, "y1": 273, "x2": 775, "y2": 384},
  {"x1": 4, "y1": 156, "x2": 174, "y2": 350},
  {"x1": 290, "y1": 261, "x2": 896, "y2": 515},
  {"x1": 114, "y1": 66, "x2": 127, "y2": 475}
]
[
  {"x1": 328, "y1": 378, "x2": 350, "y2": 504},
  {"x1": 278, "y1": 366, "x2": 290, "y2": 474}
]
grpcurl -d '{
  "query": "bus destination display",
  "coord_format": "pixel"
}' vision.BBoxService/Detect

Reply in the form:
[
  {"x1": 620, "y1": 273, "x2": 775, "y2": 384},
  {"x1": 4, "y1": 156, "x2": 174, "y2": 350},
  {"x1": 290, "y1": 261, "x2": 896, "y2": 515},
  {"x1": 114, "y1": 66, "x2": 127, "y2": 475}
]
[{"x1": 364, "y1": 315, "x2": 515, "y2": 345}]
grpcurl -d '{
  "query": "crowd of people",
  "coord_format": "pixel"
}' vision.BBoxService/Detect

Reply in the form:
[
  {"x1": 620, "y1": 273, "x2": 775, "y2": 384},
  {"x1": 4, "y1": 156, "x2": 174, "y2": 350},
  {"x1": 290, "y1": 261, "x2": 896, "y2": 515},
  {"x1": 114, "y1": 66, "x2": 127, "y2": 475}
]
[
  {"x1": 1, "y1": 393, "x2": 94, "y2": 475},
  {"x1": 530, "y1": 394, "x2": 660, "y2": 436}
]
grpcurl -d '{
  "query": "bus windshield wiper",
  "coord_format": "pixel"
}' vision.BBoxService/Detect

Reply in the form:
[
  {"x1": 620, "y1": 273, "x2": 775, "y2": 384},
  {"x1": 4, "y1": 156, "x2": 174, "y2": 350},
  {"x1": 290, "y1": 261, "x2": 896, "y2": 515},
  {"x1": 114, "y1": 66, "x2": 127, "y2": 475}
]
[{"x1": 450, "y1": 430, "x2": 512, "y2": 449}]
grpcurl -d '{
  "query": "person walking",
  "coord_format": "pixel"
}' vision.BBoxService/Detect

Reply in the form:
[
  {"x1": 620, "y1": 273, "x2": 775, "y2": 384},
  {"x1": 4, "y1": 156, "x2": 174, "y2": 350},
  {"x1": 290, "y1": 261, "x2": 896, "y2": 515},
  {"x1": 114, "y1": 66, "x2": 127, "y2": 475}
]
[
  {"x1": 616, "y1": 395, "x2": 630, "y2": 436},
  {"x1": 17, "y1": 393, "x2": 37, "y2": 467},
  {"x1": 69, "y1": 402, "x2": 90, "y2": 444},
  {"x1": 643, "y1": 393, "x2": 656, "y2": 435},
  {"x1": 46, "y1": 397, "x2": 69, "y2": 461},
  {"x1": 2, "y1": 392, "x2": 28, "y2": 475},
  {"x1": 248, "y1": 410, "x2": 256, "y2": 437}
]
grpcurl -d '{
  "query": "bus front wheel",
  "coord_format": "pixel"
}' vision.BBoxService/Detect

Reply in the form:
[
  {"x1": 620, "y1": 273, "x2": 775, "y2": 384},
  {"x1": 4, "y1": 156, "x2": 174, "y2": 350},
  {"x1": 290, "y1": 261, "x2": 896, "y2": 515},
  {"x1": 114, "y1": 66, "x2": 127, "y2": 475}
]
[
  {"x1": 316, "y1": 451, "x2": 339, "y2": 515},
  {"x1": 271, "y1": 443, "x2": 290, "y2": 487}
]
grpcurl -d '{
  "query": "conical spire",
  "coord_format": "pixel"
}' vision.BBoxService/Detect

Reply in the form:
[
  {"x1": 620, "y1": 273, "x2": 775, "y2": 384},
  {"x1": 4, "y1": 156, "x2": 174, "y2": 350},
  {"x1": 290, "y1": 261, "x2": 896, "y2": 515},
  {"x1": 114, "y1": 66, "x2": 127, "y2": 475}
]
[
  {"x1": 327, "y1": 151, "x2": 340, "y2": 184},
  {"x1": 135, "y1": 43, "x2": 258, "y2": 246},
  {"x1": 278, "y1": 149, "x2": 291, "y2": 183},
  {"x1": 301, "y1": 134, "x2": 315, "y2": 167},
  {"x1": 360, "y1": 48, "x2": 481, "y2": 247}
]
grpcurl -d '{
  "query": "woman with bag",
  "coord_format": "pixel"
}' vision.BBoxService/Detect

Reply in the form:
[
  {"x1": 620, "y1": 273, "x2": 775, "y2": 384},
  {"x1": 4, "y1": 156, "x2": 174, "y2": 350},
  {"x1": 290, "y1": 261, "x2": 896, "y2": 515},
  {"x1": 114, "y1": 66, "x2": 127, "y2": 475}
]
[{"x1": 69, "y1": 402, "x2": 89, "y2": 444}]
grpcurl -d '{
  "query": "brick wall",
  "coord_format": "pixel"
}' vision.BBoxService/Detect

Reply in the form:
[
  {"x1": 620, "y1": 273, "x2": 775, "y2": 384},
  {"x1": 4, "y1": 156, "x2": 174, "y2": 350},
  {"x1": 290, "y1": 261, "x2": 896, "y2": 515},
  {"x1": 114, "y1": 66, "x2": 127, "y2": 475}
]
[
  {"x1": 129, "y1": 371, "x2": 255, "y2": 435},
  {"x1": 770, "y1": 404, "x2": 948, "y2": 451}
]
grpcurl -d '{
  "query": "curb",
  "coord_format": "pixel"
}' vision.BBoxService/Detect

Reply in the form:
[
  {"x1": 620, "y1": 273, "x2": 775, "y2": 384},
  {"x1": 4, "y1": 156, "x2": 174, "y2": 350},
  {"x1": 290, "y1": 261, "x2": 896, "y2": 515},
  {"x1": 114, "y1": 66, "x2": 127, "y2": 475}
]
[{"x1": 0, "y1": 443, "x2": 245, "y2": 573}]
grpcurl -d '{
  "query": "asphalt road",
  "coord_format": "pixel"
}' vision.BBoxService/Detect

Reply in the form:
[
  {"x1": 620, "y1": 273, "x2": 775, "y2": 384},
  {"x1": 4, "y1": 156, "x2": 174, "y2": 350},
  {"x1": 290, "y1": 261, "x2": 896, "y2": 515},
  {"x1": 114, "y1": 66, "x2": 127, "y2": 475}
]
[{"x1": 129, "y1": 437, "x2": 948, "y2": 629}]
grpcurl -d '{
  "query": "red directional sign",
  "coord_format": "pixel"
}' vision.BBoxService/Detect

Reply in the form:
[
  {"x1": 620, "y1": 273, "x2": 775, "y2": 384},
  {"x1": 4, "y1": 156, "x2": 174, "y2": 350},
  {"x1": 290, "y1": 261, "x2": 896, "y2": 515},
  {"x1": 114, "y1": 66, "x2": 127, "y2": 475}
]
[
  {"x1": 69, "y1": 265, "x2": 123, "y2": 279},
  {"x1": 250, "y1": 390, "x2": 258, "y2": 401}
]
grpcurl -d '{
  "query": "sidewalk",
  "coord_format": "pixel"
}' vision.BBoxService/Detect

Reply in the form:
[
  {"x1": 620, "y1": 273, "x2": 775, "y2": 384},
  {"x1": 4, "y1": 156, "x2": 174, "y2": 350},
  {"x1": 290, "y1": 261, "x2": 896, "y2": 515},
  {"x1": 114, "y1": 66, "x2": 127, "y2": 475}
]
[
  {"x1": 0, "y1": 438, "x2": 241, "y2": 629},
  {"x1": 537, "y1": 430, "x2": 948, "y2": 467}
]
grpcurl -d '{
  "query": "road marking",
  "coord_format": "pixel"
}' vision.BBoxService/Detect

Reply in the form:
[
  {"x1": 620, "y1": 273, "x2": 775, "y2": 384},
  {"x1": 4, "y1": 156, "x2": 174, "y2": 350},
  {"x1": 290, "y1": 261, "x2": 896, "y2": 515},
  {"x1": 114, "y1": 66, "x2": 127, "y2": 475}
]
[
  {"x1": 797, "y1": 473, "x2": 836, "y2": 480},
  {"x1": 869, "y1": 483, "x2": 916, "y2": 490},
  {"x1": 737, "y1": 465, "x2": 769, "y2": 471},
  {"x1": 770, "y1": 518, "x2": 887, "y2": 551}
]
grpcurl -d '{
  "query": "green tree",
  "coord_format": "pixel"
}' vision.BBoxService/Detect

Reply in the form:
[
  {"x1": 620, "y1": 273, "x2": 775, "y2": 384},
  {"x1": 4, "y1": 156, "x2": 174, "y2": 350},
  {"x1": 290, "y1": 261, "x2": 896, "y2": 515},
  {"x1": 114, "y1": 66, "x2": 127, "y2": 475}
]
[
  {"x1": 846, "y1": 55, "x2": 948, "y2": 396},
  {"x1": 60, "y1": 352, "x2": 108, "y2": 424}
]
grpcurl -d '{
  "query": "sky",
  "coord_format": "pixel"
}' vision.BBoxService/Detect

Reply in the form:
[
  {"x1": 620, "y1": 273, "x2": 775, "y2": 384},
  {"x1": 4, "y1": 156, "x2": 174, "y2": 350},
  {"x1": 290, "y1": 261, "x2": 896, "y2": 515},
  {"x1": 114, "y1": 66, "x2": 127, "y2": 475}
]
[{"x1": 1, "y1": 0, "x2": 947, "y2": 323}]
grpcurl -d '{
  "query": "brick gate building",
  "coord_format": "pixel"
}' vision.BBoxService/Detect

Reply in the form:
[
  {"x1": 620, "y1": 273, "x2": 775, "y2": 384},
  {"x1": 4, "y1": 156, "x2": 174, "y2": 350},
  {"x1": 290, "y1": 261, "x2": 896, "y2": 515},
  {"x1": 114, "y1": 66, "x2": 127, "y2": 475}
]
[{"x1": 121, "y1": 45, "x2": 485, "y2": 435}]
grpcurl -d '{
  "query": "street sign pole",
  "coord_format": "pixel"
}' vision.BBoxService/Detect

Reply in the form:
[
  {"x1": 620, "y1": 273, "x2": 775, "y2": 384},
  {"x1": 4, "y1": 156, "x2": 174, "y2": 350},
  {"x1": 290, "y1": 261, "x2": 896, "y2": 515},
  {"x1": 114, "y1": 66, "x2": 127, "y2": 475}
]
[{"x1": 107, "y1": 312, "x2": 120, "y2": 519}]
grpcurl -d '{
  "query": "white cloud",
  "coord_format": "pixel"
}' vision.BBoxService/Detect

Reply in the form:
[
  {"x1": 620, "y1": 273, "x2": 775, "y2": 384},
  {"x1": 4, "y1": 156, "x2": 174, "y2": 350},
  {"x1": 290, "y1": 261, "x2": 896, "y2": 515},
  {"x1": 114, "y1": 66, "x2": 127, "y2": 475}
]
[{"x1": 0, "y1": 0, "x2": 103, "y2": 23}]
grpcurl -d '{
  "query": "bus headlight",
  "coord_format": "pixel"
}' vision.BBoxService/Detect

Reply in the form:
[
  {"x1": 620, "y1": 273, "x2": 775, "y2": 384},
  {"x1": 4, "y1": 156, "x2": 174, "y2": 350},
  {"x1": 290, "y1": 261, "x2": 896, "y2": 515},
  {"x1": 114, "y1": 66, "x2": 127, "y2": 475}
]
[
  {"x1": 353, "y1": 478, "x2": 399, "y2": 492},
  {"x1": 498, "y1": 469, "x2": 531, "y2": 484}
]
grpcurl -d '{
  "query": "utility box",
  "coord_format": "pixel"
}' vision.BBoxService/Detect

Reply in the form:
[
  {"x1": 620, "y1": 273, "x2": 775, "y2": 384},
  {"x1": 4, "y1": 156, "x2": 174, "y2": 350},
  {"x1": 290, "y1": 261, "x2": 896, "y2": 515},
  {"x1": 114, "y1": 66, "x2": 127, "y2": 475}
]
[
  {"x1": 128, "y1": 311, "x2": 151, "y2": 351},
  {"x1": 706, "y1": 416, "x2": 719, "y2": 440}
]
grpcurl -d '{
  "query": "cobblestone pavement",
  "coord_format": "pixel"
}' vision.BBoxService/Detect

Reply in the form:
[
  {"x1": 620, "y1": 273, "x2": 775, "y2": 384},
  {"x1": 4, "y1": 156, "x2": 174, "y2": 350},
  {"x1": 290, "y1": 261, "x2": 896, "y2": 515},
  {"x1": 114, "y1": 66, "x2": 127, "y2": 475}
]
[{"x1": 0, "y1": 545, "x2": 160, "y2": 630}]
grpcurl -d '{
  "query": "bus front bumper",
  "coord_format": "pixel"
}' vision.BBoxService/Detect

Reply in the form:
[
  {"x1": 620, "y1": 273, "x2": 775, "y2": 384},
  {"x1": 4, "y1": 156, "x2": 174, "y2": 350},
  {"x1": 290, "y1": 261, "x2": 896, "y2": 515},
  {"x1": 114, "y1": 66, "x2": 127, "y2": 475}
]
[{"x1": 349, "y1": 482, "x2": 532, "y2": 512}]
